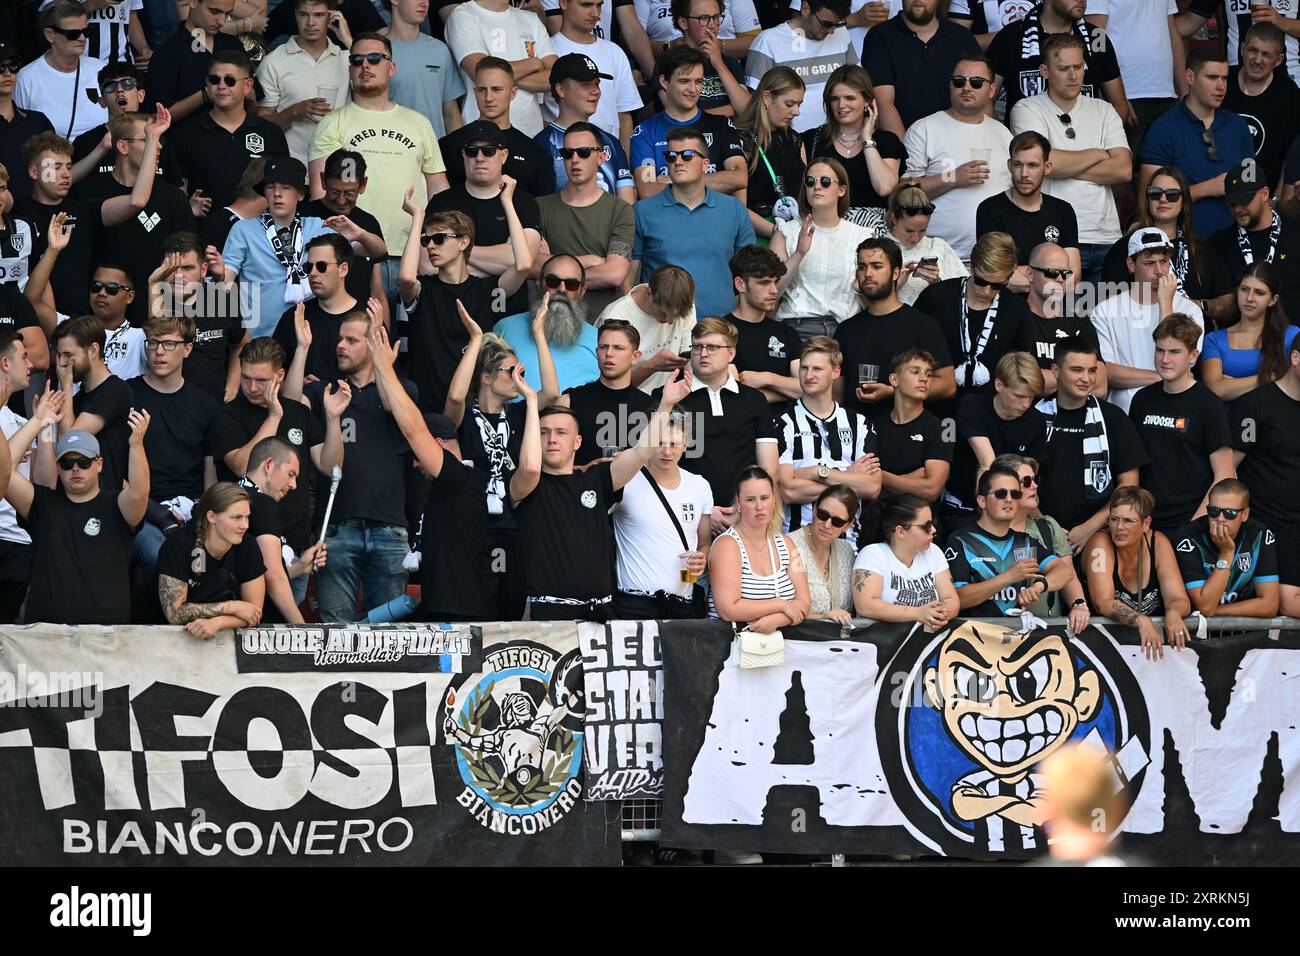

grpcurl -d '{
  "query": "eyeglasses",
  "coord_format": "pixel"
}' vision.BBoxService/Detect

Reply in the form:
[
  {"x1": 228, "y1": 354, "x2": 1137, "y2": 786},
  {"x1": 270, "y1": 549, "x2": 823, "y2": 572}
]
[
  {"x1": 206, "y1": 73, "x2": 241, "y2": 87},
  {"x1": 1020, "y1": 474, "x2": 1038, "y2": 488},
  {"x1": 462, "y1": 144, "x2": 500, "y2": 157},
  {"x1": 100, "y1": 78, "x2": 139, "y2": 94},
  {"x1": 349, "y1": 52, "x2": 392, "y2": 67},
  {"x1": 814, "y1": 507, "x2": 851, "y2": 528},
  {"x1": 145, "y1": 339, "x2": 184, "y2": 352},
  {"x1": 1146, "y1": 186, "x2": 1184, "y2": 202},
  {"x1": 683, "y1": 13, "x2": 723, "y2": 24},
  {"x1": 987, "y1": 488, "x2": 1024, "y2": 500},
  {"x1": 90, "y1": 280, "x2": 131, "y2": 295},
  {"x1": 58, "y1": 455, "x2": 95, "y2": 471},
  {"x1": 497, "y1": 364, "x2": 519, "y2": 378},
  {"x1": 543, "y1": 273, "x2": 583, "y2": 292},
  {"x1": 897, "y1": 203, "x2": 935, "y2": 217},
  {"x1": 423, "y1": 232, "x2": 463, "y2": 246},
  {"x1": 1201, "y1": 127, "x2": 1219, "y2": 163},
  {"x1": 1207, "y1": 505, "x2": 1242, "y2": 519},
  {"x1": 1055, "y1": 112, "x2": 1076, "y2": 140},
  {"x1": 1030, "y1": 266, "x2": 1072, "y2": 280},
  {"x1": 559, "y1": 146, "x2": 600, "y2": 160},
  {"x1": 805, "y1": 175, "x2": 836, "y2": 189},
  {"x1": 972, "y1": 274, "x2": 1008, "y2": 290},
  {"x1": 0, "y1": 60, "x2": 21, "y2": 76},
  {"x1": 815, "y1": 14, "x2": 846, "y2": 30},
  {"x1": 50, "y1": 26, "x2": 89, "y2": 40},
  {"x1": 664, "y1": 149, "x2": 702, "y2": 163},
  {"x1": 950, "y1": 75, "x2": 991, "y2": 89},
  {"x1": 306, "y1": 260, "x2": 334, "y2": 273},
  {"x1": 690, "y1": 343, "x2": 728, "y2": 354},
  {"x1": 901, "y1": 520, "x2": 937, "y2": 533}
]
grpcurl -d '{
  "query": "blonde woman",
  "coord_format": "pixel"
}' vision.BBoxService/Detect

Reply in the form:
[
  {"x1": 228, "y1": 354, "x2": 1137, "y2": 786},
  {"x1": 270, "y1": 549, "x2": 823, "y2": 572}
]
[
  {"x1": 157, "y1": 482, "x2": 266, "y2": 639},
  {"x1": 887, "y1": 182, "x2": 966, "y2": 305},
  {"x1": 733, "y1": 67, "x2": 807, "y2": 239},
  {"x1": 789, "y1": 485, "x2": 858, "y2": 626}
]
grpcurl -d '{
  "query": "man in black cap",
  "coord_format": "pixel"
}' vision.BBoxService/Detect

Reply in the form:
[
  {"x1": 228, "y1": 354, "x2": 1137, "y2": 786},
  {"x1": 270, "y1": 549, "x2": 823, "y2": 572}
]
[
  {"x1": 170, "y1": 49, "x2": 289, "y2": 213},
  {"x1": 0, "y1": 39, "x2": 55, "y2": 205},
  {"x1": 533, "y1": 54, "x2": 635, "y2": 204},
  {"x1": 1209, "y1": 157, "x2": 1300, "y2": 323},
  {"x1": 426, "y1": 119, "x2": 544, "y2": 319}
]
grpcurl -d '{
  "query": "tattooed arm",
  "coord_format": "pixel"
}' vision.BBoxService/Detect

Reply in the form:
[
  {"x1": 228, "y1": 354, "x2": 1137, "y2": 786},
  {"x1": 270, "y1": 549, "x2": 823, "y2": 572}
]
[{"x1": 158, "y1": 574, "x2": 261, "y2": 638}]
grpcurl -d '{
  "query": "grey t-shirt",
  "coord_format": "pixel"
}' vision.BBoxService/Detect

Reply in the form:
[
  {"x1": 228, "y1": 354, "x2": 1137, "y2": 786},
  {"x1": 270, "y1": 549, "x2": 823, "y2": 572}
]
[{"x1": 388, "y1": 34, "x2": 466, "y2": 139}]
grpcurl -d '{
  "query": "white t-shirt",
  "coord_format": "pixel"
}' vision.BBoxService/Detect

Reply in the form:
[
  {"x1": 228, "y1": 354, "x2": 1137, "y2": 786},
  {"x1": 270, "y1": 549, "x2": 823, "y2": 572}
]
[
  {"x1": 853, "y1": 542, "x2": 949, "y2": 606},
  {"x1": 904, "y1": 111, "x2": 1013, "y2": 261},
  {"x1": 894, "y1": 233, "x2": 969, "y2": 305},
  {"x1": 1010, "y1": 93, "x2": 1128, "y2": 246},
  {"x1": 775, "y1": 216, "x2": 875, "y2": 320},
  {"x1": 635, "y1": 0, "x2": 761, "y2": 42},
  {"x1": 445, "y1": 1, "x2": 557, "y2": 137},
  {"x1": 597, "y1": 287, "x2": 696, "y2": 393},
  {"x1": 14, "y1": 53, "x2": 109, "y2": 140},
  {"x1": 743, "y1": 21, "x2": 859, "y2": 133},
  {"x1": 1091, "y1": 288, "x2": 1204, "y2": 411},
  {"x1": 789, "y1": 0, "x2": 904, "y2": 66},
  {"x1": 0, "y1": 407, "x2": 32, "y2": 546},
  {"x1": 1217, "y1": 0, "x2": 1300, "y2": 83},
  {"x1": 1086, "y1": 0, "x2": 1179, "y2": 99},
  {"x1": 39, "y1": 0, "x2": 141, "y2": 63},
  {"x1": 102, "y1": 322, "x2": 148, "y2": 381},
  {"x1": 544, "y1": 35, "x2": 644, "y2": 141},
  {"x1": 613, "y1": 468, "x2": 714, "y2": 597}
]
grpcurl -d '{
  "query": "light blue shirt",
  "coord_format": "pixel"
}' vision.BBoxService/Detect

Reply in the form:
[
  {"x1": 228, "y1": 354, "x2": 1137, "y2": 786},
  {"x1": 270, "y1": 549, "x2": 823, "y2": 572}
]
[
  {"x1": 222, "y1": 215, "x2": 332, "y2": 339},
  {"x1": 494, "y1": 312, "x2": 599, "y2": 395},
  {"x1": 633, "y1": 187, "x2": 755, "y2": 319},
  {"x1": 388, "y1": 33, "x2": 465, "y2": 139}
]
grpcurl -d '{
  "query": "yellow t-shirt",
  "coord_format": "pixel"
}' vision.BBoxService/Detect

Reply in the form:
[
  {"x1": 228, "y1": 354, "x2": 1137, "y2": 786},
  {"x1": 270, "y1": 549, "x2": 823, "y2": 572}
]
[{"x1": 309, "y1": 101, "x2": 444, "y2": 255}]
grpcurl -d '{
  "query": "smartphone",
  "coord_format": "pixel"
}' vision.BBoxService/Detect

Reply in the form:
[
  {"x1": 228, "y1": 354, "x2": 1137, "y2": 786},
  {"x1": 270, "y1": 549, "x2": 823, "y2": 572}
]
[{"x1": 919, "y1": 256, "x2": 938, "y2": 267}]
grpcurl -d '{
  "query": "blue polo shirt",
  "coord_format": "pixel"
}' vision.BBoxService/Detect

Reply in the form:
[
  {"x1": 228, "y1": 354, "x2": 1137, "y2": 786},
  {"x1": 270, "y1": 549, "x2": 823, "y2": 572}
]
[
  {"x1": 633, "y1": 187, "x2": 755, "y2": 319},
  {"x1": 1141, "y1": 101, "x2": 1254, "y2": 236},
  {"x1": 495, "y1": 312, "x2": 600, "y2": 395}
]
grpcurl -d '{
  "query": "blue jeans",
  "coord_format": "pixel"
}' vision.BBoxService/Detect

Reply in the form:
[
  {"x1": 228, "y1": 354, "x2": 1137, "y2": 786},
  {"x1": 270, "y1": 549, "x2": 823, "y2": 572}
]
[
  {"x1": 316, "y1": 519, "x2": 410, "y2": 623},
  {"x1": 139, "y1": 0, "x2": 180, "y2": 51},
  {"x1": 1079, "y1": 243, "x2": 1111, "y2": 288},
  {"x1": 133, "y1": 523, "x2": 166, "y2": 582}
]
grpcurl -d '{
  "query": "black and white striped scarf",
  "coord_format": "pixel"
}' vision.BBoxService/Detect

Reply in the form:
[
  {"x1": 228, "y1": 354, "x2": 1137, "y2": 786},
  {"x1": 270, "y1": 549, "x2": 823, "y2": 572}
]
[
  {"x1": 1038, "y1": 393, "x2": 1112, "y2": 501},
  {"x1": 1019, "y1": 5, "x2": 1094, "y2": 59}
]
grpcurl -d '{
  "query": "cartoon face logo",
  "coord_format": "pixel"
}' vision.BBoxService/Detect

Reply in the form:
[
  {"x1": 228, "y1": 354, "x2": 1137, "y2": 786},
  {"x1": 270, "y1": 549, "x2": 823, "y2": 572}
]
[
  {"x1": 580, "y1": 490, "x2": 597, "y2": 509},
  {"x1": 287, "y1": 428, "x2": 304, "y2": 446},
  {"x1": 877, "y1": 619, "x2": 1149, "y2": 859},
  {"x1": 83, "y1": 518, "x2": 101, "y2": 537}
]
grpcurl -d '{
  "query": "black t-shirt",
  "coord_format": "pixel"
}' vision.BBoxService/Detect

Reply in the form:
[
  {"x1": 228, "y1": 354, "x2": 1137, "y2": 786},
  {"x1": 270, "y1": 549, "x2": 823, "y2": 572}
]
[
  {"x1": 950, "y1": 394, "x2": 1046, "y2": 511},
  {"x1": 869, "y1": 405, "x2": 955, "y2": 494},
  {"x1": 742, "y1": 127, "x2": 804, "y2": 217},
  {"x1": 514, "y1": 462, "x2": 617, "y2": 600},
  {"x1": 156, "y1": 520, "x2": 266, "y2": 605},
  {"x1": 304, "y1": 377, "x2": 414, "y2": 527},
  {"x1": 0, "y1": 107, "x2": 54, "y2": 203},
  {"x1": 424, "y1": 184, "x2": 541, "y2": 316},
  {"x1": 975, "y1": 191, "x2": 1080, "y2": 263},
  {"x1": 1101, "y1": 231, "x2": 1232, "y2": 303},
  {"x1": 730, "y1": 313, "x2": 801, "y2": 379},
  {"x1": 170, "y1": 111, "x2": 290, "y2": 210},
  {"x1": 209, "y1": 393, "x2": 324, "y2": 549},
  {"x1": 0, "y1": 283, "x2": 40, "y2": 338},
  {"x1": 15, "y1": 195, "x2": 104, "y2": 317},
  {"x1": 1223, "y1": 67, "x2": 1300, "y2": 192},
  {"x1": 696, "y1": 55, "x2": 747, "y2": 115},
  {"x1": 563, "y1": 379, "x2": 655, "y2": 467},
  {"x1": 404, "y1": 273, "x2": 500, "y2": 414},
  {"x1": 987, "y1": 19, "x2": 1122, "y2": 117},
  {"x1": 1231, "y1": 382, "x2": 1300, "y2": 530},
  {"x1": 862, "y1": 15, "x2": 981, "y2": 131},
  {"x1": 73, "y1": 374, "x2": 133, "y2": 493},
  {"x1": 802, "y1": 127, "x2": 907, "y2": 212},
  {"x1": 458, "y1": 400, "x2": 527, "y2": 530},
  {"x1": 416, "y1": 457, "x2": 494, "y2": 619},
  {"x1": 945, "y1": 524, "x2": 1051, "y2": 616},
  {"x1": 200, "y1": 206, "x2": 242, "y2": 252},
  {"x1": 657, "y1": 381, "x2": 779, "y2": 505},
  {"x1": 182, "y1": 288, "x2": 246, "y2": 403},
  {"x1": 1020, "y1": 309, "x2": 1100, "y2": 370},
  {"x1": 834, "y1": 305, "x2": 954, "y2": 419},
  {"x1": 916, "y1": 278, "x2": 1031, "y2": 412},
  {"x1": 1172, "y1": 515, "x2": 1279, "y2": 603},
  {"x1": 265, "y1": 0, "x2": 384, "y2": 48},
  {"x1": 272, "y1": 298, "x2": 357, "y2": 386},
  {"x1": 300, "y1": 198, "x2": 384, "y2": 306},
  {"x1": 1208, "y1": 218, "x2": 1300, "y2": 320},
  {"x1": 1129, "y1": 381, "x2": 1231, "y2": 533},
  {"x1": 145, "y1": 27, "x2": 246, "y2": 116},
  {"x1": 1036, "y1": 397, "x2": 1149, "y2": 530},
  {"x1": 20, "y1": 487, "x2": 134, "y2": 624},
  {"x1": 72, "y1": 126, "x2": 181, "y2": 189},
  {"x1": 440, "y1": 124, "x2": 556, "y2": 199},
  {"x1": 131, "y1": 377, "x2": 220, "y2": 502},
  {"x1": 241, "y1": 478, "x2": 290, "y2": 624}
]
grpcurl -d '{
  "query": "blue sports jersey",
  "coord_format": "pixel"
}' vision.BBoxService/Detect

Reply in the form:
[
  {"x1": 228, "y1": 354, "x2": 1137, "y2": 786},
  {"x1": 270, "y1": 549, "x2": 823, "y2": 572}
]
[
  {"x1": 628, "y1": 108, "x2": 744, "y2": 180},
  {"x1": 945, "y1": 527, "x2": 1057, "y2": 617},
  {"x1": 534, "y1": 123, "x2": 634, "y2": 195},
  {"x1": 1173, "y1": 516, "x2": 1279, "y2": 605}
]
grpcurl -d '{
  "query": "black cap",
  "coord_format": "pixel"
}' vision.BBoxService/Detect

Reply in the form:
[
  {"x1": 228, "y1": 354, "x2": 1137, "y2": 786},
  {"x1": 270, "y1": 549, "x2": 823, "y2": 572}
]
[
  {"x1": 1224, "y1": 159, "x2": 1267, "y2": 204},
  {"x1": 0, "y1": 39, "x2": 19, "y2": 65},
  {"x1": 259, "y1": 156, "x2": 308, "y2": 193},
  {"x1": 460, "y1": 119, "x2": 507, "y2": 148},
  {"x1": 424, "y1": 413, "x2": 459, "y2": 441},
  {"x1": 549, "y1": 53, "x2": 613, "y2": 87}
]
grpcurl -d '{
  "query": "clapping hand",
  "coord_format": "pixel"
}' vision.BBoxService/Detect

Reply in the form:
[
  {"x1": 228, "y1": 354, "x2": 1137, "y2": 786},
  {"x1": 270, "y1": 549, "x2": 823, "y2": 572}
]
[
  {"x1": 322, "y1": 379, "x2": 353, "y2": 418},
  {"x1": 293, "y1": 301, "x2": 311, "y2": 351}
]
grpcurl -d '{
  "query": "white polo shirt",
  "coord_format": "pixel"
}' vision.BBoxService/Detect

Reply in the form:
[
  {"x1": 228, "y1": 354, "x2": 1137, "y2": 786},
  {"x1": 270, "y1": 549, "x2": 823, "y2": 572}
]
[{"x1": 255, "y1": 37, "x2": 350, "y2": 165}]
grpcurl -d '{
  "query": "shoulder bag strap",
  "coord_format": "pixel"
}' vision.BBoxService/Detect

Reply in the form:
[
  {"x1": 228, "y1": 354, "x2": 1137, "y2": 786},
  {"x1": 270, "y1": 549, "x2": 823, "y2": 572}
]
[{"x1": 639, "y1": 466, "x2": 690, "y2": 551}]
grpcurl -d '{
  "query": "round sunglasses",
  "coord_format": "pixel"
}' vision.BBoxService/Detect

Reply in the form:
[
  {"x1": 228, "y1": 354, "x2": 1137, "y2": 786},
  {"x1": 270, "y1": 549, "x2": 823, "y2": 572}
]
[{"x1": 805, "y1": 175, "x2": 838, "y2": 189}]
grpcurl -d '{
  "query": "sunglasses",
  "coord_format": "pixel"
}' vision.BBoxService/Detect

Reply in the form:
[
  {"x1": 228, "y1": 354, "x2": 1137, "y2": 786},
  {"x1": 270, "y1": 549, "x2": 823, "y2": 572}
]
[
  {"x1": 349, "y1": 52, "x2": 392, "y2": 66},
  {"x1": 0, "y1": 60, "x2": 21, "y2": 76},
  {"x1": 58, "y1": 455, "x2": 96, "y2": 471},
  {"x1": 805, "y1": 175, "x2": 836, "y2": 189},
  {"x1": 1020, "y1": 474, "x2": 1038, "y2": 488},
  {"x1": 1207, "y1": 505, "x2": 1242, "y2": 519},
  {"x1": 1146, "y1": 186, "x2": 1184, "y2": 202},
  {"x1": 543, "y1": 273, "x2": 582, "y2": 292},
  {"x1": 497, "y1": 364, "x2": 519, "y2": 378},
  {"x1": 1057, "y1": 113, "x2": 1076, "y2": 140},
  {"x1": 972, "y1": 274, "x2": 1008, "y2": 290},
  {"x1": 559, "y1": 146, "x2": 600, "y2": 160},
  {"x1": 144, "y1": 339, "x2": 184, "y2": 352},
  {"x1": 950, "y1": 75, "x2": 990, "y2": 89},
  {"x1": 423, "y1": 232, "x2": 463, "y2": 246},
  {"x1": 50, "y1": 26, "x2": 88, "y2": 40},
  {"x1": 1030, "y1": 265, "x2": 1072, "y2": 279},
  {"x1": 814, "y1": 507, "x2": 851, "y2": 528},
  {"x1": 898, "y1": 203, "x2": 935, "y2": 217},
  {"x1": 815, "y1": 14, "x2": 846, "y2": 30},
  {"x1": 988, "y1": 488, "x2": 1024, "y2": 500},
  {"x1": 1201, "y1": 127, "x2": 1219, "y2": 163},
  {"x1": 462, "y1": 144, "x2": 500, "y2": 157},
  {"x1": 206, "y1": 73, "x2": 241, "y2": 87},
  {"x1": 91, "y1": 280, "x2": 131, "y2": 295},
  {"x1": 664, "y1": 149, "x2": 702, "y2": 163},
  {"x1": 306, "y1": 260, "x2": 333, "y2": 273},
  {"x1": 902, "y1": 520, "x2": 936, "y2": 533},
  {"x1": 101, "y1": 78, "x2": 139, "y2": 94}
]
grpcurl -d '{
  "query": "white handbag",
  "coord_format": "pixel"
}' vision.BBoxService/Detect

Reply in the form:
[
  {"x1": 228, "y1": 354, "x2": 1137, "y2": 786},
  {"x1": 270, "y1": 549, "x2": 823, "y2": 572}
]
[{"x1": 737, "y1": 536, "x2": 786, "y2": 669}]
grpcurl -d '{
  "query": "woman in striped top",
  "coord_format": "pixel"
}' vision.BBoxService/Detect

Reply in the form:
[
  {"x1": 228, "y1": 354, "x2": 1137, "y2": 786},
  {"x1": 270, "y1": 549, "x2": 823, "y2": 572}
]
[{"x1": 708, "y1": 466, "x2": 810, "y2": 633}]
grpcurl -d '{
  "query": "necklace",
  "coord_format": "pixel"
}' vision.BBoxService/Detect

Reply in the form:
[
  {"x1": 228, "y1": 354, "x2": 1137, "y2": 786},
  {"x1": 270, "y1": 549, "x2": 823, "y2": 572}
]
[{"x1": 835, "y1": 128, "x2": 863, "y2": 146}]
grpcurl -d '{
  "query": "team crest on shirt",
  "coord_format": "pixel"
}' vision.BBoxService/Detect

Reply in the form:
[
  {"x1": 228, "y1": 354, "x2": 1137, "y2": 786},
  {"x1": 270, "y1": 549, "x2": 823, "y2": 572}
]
[
  {"x1": 580, "y1": 490, "x2": 597, "y2": 509},
  {"x1": 1089, "y1": 461, "x2": 1111, "y2": 493},
  {"x1": 10, "y1": 232, "x2": 26, "y2": 256},
  {"x1": 287, "y1": 428, "x2": 304, "y2": 445},
  {"x1": 1044, "y1": 225, "x2": 1060, "y2": 243},
  {"x1": 1238, "y1": 553, "x2": 1252, "y2": 572},
  {"x1": 83, "y1": 518, "x2": 101, "y2": 537},
  {"x1": 246, "y1": 133, "x2": 265, "y2": 155},
  {"x1": 839, "y1": 427, "x2": 853, "y2": 445}
]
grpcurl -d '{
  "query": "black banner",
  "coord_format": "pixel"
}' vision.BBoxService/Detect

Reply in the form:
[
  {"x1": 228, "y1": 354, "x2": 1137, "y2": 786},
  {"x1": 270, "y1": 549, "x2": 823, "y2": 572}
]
[{"x1": 580, "y1": 622, "x2": 664, "y2": 800}]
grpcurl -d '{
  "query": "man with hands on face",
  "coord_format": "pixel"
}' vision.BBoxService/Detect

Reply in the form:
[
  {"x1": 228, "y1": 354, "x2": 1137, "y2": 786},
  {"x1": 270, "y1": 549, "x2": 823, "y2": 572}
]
[{"x1": 1174, "y1": 478, "x2": 1280, "y2": 620}]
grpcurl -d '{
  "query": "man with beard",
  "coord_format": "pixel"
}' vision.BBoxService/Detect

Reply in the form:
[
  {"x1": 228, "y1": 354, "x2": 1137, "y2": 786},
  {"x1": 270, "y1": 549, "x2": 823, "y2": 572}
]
[
  {"x1": 52, "y1": 314, "x2": 135, "y2": 493},
  {"x1": 976, "y1": 131, "x2": 1080, "y2": 292},
  {"x1": 863, "y1": 0, "x2": 979, "y2": 138},
  {"x1": 275, "y1": 233, "x2": 357, "y2": 386},
  {"x1": 558, "y1": 319, "x2": 654, "y2": 467},
  {"x1": 1209, "y1": 160, "x2": 1300, "y2": 322},
  {"x1": 1223, "y1": 23, "x2": 1298, "y2": 194},
  {"x1": 834, "y1": 237, "x2": 955, "y2": 419},
  {"x1": 496, "y1": 254, "x2": 600, "y2": 394},
  {"x1": 1021, "y1": 242, "x2": 1105, "y2": 397},
  {"x1": 425, "y1": 120, "x2": 544, "y2": 319},
  {"x1": 299, "y1": 309, "x2": 417, "y2": 622}
]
